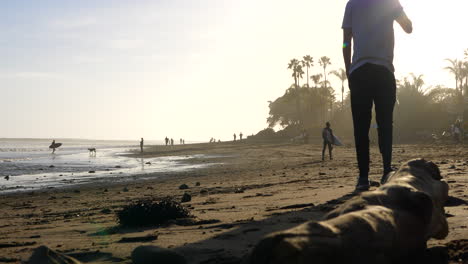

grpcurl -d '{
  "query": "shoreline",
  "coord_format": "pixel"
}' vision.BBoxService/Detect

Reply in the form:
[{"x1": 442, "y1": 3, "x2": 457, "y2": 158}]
[{"x1": 0, "y1": 142, "x2": 466, "y2": 263}]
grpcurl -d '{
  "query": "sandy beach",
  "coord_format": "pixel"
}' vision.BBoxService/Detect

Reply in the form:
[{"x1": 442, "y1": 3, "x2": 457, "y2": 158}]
[{"x1": 0, "y1": 141, "x2": 467, "y2": 263}]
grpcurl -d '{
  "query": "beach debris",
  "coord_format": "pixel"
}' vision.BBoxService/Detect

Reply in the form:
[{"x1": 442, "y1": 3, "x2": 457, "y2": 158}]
[
  {"x1": 4, "y1": 175, "x2": 9, "y2": 180},
  {"x1": 118, "y1": 235, "x2": 158, "y2": 243},
  {"x1": 49, "y1": 165, "x2": 55, "y2": 168},
  {"x1": 101, "y1": 208, "x2": 112, "y2": 214},
  {"x1": 145, "y1": 162, "x2": 152, "y2": 165},
  {"x1": 235, "y1": 188, "x2": 245, "y2": 193},
  {"x1": 88, "y1": 170, "x2": 95, "y2": 173},
  {"x1": 117, "y1": 197, "x2": 191, "y2": 227},
  {"x1": 179, "y1": 184, "x2": 189, "y2": 190},
  {"x1": 27, "y1": 246, "x2": 81, "y2": 264},
  {"x1": 181, "y1": 193, "x2": 191, "y2": 203},
  {"x1": 279, "y1": 203, "x2": 315, "y2": 210},
  {"x1": 115, "y1": 165, "x2": 122, "y2": 168},
  {"x1": 0, "y1": 257, "x2": 19, "y2": 263},
  {"x1": 0, "y1": 241, "x2": 37, "y2": 249},
  {"x1": 131, "y1": 245, "x2": 187, "y2": 264},
  {"x1": 203, "y1": 197, "x2": 218, "y2": 205}
]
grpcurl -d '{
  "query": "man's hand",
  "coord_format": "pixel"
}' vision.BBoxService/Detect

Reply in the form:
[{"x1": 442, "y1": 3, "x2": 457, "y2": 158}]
[
  {"x1": 396, "y1": 12, "x2": 412, "y2": 34},
  {"x1": 342, "y1": 28, "x2": 353, "y2": 78}
]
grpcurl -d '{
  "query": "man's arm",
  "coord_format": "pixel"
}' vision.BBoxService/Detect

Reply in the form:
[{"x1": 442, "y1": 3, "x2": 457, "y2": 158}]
[
  {"x1": 396, "y1": 12, "x2": 412, "y2": 33},
  {"x1": 342, "y1": 28, "x2": 353, "y2": 77}
]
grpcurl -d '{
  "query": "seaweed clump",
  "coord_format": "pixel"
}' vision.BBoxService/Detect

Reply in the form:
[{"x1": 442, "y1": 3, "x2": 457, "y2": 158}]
[{"x1": 117, "y1": 197, "x2": 191, "y2": 227}]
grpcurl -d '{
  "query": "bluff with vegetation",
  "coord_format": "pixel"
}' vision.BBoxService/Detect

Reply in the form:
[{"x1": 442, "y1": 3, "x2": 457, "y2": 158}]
[{"x1": 252, "y1": 51, "x2": 468, "y2": 143}]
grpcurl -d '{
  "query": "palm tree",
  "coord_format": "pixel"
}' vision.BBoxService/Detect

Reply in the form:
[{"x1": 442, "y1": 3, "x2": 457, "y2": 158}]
[
  {"x1": 330, "y1": 68, "x2": 347, "y2": 109},
  {"x1": 311, "y1": 74, "x2": 322, "y2": 89},
  {"x1": 302, "y1": 55, "x2": 313, "y2": 88},
  {"x1": 288, "y1": 59, "x2": 300, "y2": 89},
  {"x1": 444, "y1": 58, "x2": 463, "y2": 93},
  {"x1": 461, "y1": 62, "x2": 468, "y2": 96},
  {"x1": 287, "y1": 59, "x2": 304, "y2": 126},
  {"x1": 319, "y1": 56, "x2": 332, "y2": 88},
  {"x1": 444, "y1": 58, "x2": 466, "y2": 120}
]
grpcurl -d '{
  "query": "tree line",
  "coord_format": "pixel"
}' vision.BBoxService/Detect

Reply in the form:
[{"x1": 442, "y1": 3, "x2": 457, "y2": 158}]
[{"x1": 264, "y1": 50, "x2": 468, "y2": 142}]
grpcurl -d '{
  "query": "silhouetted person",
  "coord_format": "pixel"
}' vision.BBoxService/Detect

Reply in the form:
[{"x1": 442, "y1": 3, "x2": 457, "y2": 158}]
[
  {"x1": 302, "y1": 129, "x2": 309, "y2": 144},
  {"x1": 342, "y1": 0, "x2": 412, "y2": 190},
  {"x1": 170, "y1": 138, "x2": 174, "y2": 146},
  {"x1": 453, "y1": 120, "x2": 462, "y2": 142},
  {"x1": 51, "y1": 140, "x2": 56, "y2": 154},
  {"x1": 183, "y1": 139, "x2": 185, "y2": 144},
  {"x1": 165, "y1": 137, "x2": 169, "y2": 146},
  {"x1": 233, "y1": 133, "x2": 237, "y2": 141},
  {"x1": 322, "y1": 122, "x2": 334, "y2": 161},
  {"x1": 140, "y1": 138, "x2": 144, "y2": 153},
  {"x1": 239, "y1": 132, "x2": 243, "y2": 141}
]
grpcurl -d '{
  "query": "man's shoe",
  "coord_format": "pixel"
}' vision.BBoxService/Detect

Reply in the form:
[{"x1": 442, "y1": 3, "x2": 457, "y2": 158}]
[
  {"x1": 380, "y1": 170, "x2": 396, "y2": 185},
  {"x1": 355, "y1": 184, "x2": 370, "y2": 192}
]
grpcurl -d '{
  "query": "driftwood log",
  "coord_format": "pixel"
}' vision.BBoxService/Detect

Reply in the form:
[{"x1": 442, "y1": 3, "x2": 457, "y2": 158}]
[{"x1": 248, "y1": 159, "x2": 449, "y2": 264}]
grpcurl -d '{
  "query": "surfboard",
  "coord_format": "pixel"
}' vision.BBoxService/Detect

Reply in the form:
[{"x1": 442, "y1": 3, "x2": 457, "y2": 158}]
[
  {"x1": 332, "y1": 135, "x2": 344, "y2": 146},
  {"x1": 49, "y1": 143, "x2": 62, "y2": 149}
]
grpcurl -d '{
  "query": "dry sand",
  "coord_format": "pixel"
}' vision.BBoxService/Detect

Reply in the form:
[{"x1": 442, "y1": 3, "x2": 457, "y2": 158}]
[{"x1": 0, "y1": 142, "x2": 467, "y2": 263}]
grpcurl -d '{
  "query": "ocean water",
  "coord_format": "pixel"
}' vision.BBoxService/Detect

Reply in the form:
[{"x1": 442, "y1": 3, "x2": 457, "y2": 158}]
[{"x1": 0, "y1": 139, "x2": 212, "y2": 194}]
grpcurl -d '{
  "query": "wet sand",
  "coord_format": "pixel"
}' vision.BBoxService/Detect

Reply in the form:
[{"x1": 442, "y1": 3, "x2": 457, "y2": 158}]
[{"x1": 0, "y1": 142, "x2": 467, "y2": 263}]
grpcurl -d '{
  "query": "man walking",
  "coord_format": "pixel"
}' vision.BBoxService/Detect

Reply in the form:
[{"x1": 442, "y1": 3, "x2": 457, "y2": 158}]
[{"x1": 342, "y1": 0, "x2": 412, "y2": 191}]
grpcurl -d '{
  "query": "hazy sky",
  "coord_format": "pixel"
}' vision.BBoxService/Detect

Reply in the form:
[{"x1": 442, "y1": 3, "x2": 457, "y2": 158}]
[{"x1": 2, "y1": 0, "x2": 467, "y2": 141}]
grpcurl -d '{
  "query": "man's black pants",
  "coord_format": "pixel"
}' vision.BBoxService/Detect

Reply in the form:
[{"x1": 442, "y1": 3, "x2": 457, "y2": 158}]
[{"x1": 349, "y1": 63, "x2": 396, "y2": 184}]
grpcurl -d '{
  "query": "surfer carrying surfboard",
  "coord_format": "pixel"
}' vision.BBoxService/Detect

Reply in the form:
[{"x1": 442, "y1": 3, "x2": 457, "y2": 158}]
[
  {"x1": 322, "y1": 122, "x2": 335, "y2": 161},
  {"x1": 49, "y1": 140, "x2": 62, "y2": 154}
]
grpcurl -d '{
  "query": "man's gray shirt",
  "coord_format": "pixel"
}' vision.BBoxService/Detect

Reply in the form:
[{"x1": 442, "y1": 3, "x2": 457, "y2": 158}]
[{"x1": 342, "y1": 0, "x2": 405, "y2": 74}]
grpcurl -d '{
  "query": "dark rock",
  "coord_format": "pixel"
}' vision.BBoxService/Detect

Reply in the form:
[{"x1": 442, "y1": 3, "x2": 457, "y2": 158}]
[
  {"x1": 147, "y1": 186, "x2": 153, "y2": 190},
  {"x1": 131, "y1": 245, "x2": 186, "y2": 264},
  {"x1": 123, "y1": 187, "x2": 129, "y2": 192},
  {"x1": 101, "y1": 208, "x2": 112, "y2": 214},
  {"x1": 73, "y1": 190, "x2": 80, "y2": 194},
  {"x1": 49, "y1": 165, "x2": 55, "y2": 168},
  {"x1": 319, "y1": 172, "x2": 326, "y2": 176},
  {"x1": 145, "y1": 162, "x2": 152, "y2": 165},
  {"x1": 4, "y1": 176, "x2": 9, "y2": 180},
  {"x1": 88, "y1": 171, "x2": 96, "y2": 173},
  {"x1": 181, "y1": 193, "x2": 191, "y2": 203},
  {"x1": 195, "y1": 182, "x2": 201, "y2": 186},
  {"x1": 179, "y1": 184, "x2": 189, "y2": 190}
]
